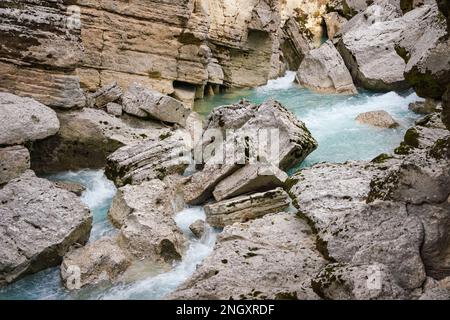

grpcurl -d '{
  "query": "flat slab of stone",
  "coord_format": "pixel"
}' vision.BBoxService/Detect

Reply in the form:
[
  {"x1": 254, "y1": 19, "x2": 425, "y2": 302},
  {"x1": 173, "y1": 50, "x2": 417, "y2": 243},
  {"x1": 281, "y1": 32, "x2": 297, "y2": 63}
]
[
  {"x1": 0, "y1": 146, "x2": 30, "y2": 185},
  {"x1": 212, "y1": 164, "x2": 289, "y2": 202},
  {"x1": 123, "y1": 83, "x2": 191, "y2": 127},
  {"x1": 0, "y1": 171, "x2": 92, "y2": 285},
  {"x1": 205, "y1": 188, "x2": 291, "y2": 228},
  {"x1": 0, "y1": 92, "x2": 60, "y2": 146}
]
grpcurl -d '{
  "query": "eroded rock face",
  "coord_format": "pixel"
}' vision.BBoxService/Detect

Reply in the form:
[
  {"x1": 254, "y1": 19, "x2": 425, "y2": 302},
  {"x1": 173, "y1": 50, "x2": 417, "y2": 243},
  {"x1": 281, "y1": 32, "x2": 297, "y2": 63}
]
[
  {"x1": 323, "y1": 12, "x2": 348, "y2": 40},
  {"x1": 296, "y1": 40, "x2": 357, "y2": 94},
  {"x1": 0, "y1": 171, "x2": 92, "y2": 285},
  {"x1": 109, "y1": 179, "x2": 186, "y2": 264},
  {"x1": 61, "y1": 237, "x2": 131, "y2": 290},
  {"x1": 31, "y1": 108, "x2": 169, "y2": 173},
  {"x1": 169, "y1": 212, "x2": 327, "y2": 300},
  {"x1": 0, "y1": 93, "x2": 60, "y2": 146},
  {"x1": 355, "y1": 110, "x2": 399, "y2": 128},
  {"x1": 312, "y1": 263, "x2": 408, "y2": 300},
  {"x1": 0, "y1": 146, "x2": 30, "y2": 185},
  {"x1": 290, "y1": 112, "x2": 450, "y2": 293},
  {"x1": 0, "y1": 1, "x2": 85, "y2": 108},
  {"x1": 336, "y1": 2, "x2": 445, "y2": 94},
  {"x1": 205, "y1": 188, "x2": 291, "y2": 228},
  {"x1": 291, "y1": 163, "x2": 426, "y2": 291},
  {"x1": 105, "y1": 131, "x2": 190, "y2": 187}
]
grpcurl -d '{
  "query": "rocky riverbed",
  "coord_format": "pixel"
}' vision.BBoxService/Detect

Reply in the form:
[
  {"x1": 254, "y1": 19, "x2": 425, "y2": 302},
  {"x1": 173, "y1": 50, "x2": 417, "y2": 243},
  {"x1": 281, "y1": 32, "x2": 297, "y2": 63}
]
[{"x1": 1, "y1": 0, "x2": 450, "y2": 300}]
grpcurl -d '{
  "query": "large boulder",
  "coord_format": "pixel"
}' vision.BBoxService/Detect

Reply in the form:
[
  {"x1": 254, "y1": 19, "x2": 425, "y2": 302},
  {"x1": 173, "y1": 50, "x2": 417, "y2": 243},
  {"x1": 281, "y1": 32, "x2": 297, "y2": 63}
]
[
  {"x1": 61, "y1": 237, "x2": 131, "y2": 290},
  {"x1": 31, "y1": 108, "x2": 169, "y2": 173},
  {"x1": 122, "y1": 83, "x2": 191, "y2": 127},
  {"x1": 296, "y1": 40, "x2": 357, "y2": 94},
  {"x1": 0, "y1": 171, "x2": 92, "y2": 285},
  {"x1": 0, "y1": 146, "x2": 30, "y2": 185},
  {"x1": 0, "y1": 92, "x2": 60, "y2": 146},
  {"x1": 109, "y1": 179, "x2": 186, "y2": 265},
  {"x1": 105, "y1": 131, "x2": 190, "y2": 187},
  {"x1": 355, "y1": 110, "x2": 399, "y2": 128},
  {"x1": 184, "y1": 99, "x2": 317, "y2": 205},
  {"x1": 336, "y1": 2, "x2": 408, "y2": 91},
  {"x1": 396, "y1": 4, "x2": 448, "y2": 99},
  {"x1": 189, "y1": 220, "x2": 206, "y2": 239},
  {"x1": 408, "y1": 99, "x2": 439, "y2": 115},
  {"x1": 290, "y1": 113, "x2": 450, "y2": 293},
  {"x1": 205, "y1": 188, "x2": 291, "y2": 228},
  {"x1": 290, "y1": 161, "x2": 426, "y2": 291},
  {"x1": 169, "y1": 212, "x2": 327, "y2": 300},
  {"x1": 368, "y1": 116, "x2": 450, "y2": 279}
]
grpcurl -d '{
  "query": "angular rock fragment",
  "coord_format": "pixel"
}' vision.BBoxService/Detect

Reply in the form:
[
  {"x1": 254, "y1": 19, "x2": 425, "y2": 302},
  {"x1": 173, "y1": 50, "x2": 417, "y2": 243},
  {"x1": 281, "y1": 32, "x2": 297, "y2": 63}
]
[
  {"x1": 212, "y1": 164, "x2": 288, "y2": 202},
  {"x1": 109, "y1": 179, "x2": 186, "y2": 264},
  {"x1": 123, "y1": 83, "x2": 191, "y2": 127},
  {"x1": 296, "y1": 40, "x2": 357, "y2": 94},
  {"x1": 90, "y1": 82, "x2": 123, "y2": 108},
  {"x1": 189, "y1": 220, "x2": 206, "y2": 239}
]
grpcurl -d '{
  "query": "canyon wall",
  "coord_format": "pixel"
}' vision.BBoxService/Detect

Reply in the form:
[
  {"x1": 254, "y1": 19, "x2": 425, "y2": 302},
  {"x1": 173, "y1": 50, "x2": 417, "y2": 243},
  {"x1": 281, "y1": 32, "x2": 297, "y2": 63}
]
[{"x1": 0, "y1": 0, "x2": 332, "y2": 108}]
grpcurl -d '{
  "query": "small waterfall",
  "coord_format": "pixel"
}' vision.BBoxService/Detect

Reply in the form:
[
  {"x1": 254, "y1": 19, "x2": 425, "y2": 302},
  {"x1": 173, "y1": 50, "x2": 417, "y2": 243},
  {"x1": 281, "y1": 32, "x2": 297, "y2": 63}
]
[
  {"x1": 256, "y1": 71, "x2": 297, "y2": 92},
  {"x1": 47, "y1": 170, "x2": 117, "y2": 241},
  {"x1": 98, "y1": 207, "x2": 218, "y2": 300}
]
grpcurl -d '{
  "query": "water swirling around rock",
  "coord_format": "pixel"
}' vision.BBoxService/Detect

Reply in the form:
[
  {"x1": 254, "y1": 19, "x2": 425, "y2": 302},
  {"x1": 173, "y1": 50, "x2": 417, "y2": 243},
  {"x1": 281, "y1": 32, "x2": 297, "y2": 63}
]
[
  {"x1": 196, "y1": 71, "x2": 422, "y2": 170},
  {"x1": 0, "y1": 72, "x2": 422, "y2": 300}
]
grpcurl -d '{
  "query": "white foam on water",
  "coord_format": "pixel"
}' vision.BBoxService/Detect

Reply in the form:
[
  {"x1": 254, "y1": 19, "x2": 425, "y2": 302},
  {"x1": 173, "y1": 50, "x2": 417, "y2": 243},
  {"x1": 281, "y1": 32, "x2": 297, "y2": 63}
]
[
  {"x1": 98, "y1": 207, "x2": 218, "y2": 300},
  {"x1": 257, "y1": 71, "x2": 296, "y2": 92},
  {"x1": 48, "y1": 170, "x2": 117, "y2": 240}
]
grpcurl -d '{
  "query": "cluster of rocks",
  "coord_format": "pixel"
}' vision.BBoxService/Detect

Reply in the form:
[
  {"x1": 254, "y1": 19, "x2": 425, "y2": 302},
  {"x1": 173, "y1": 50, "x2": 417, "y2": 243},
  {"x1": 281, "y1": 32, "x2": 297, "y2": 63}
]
[
  {"x1": 0, "y1": 92, "x2": 93, "y2": 285},
  {"x1": 0, "y1": 71, "x2": 202, "y2": 288},
  {"x1": 293, "y1": 0, "x2": 450, "y2": 132},
  {"x1": 170, "y1": 111, "x2": 450, "y2": 300}
]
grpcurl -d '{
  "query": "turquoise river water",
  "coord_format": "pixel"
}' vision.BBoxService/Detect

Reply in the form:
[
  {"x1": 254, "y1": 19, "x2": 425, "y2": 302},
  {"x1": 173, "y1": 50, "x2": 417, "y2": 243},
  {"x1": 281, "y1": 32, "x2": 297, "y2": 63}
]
[{"x1": 0, "y1": 71, "x2": 422, "y2": 299}]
